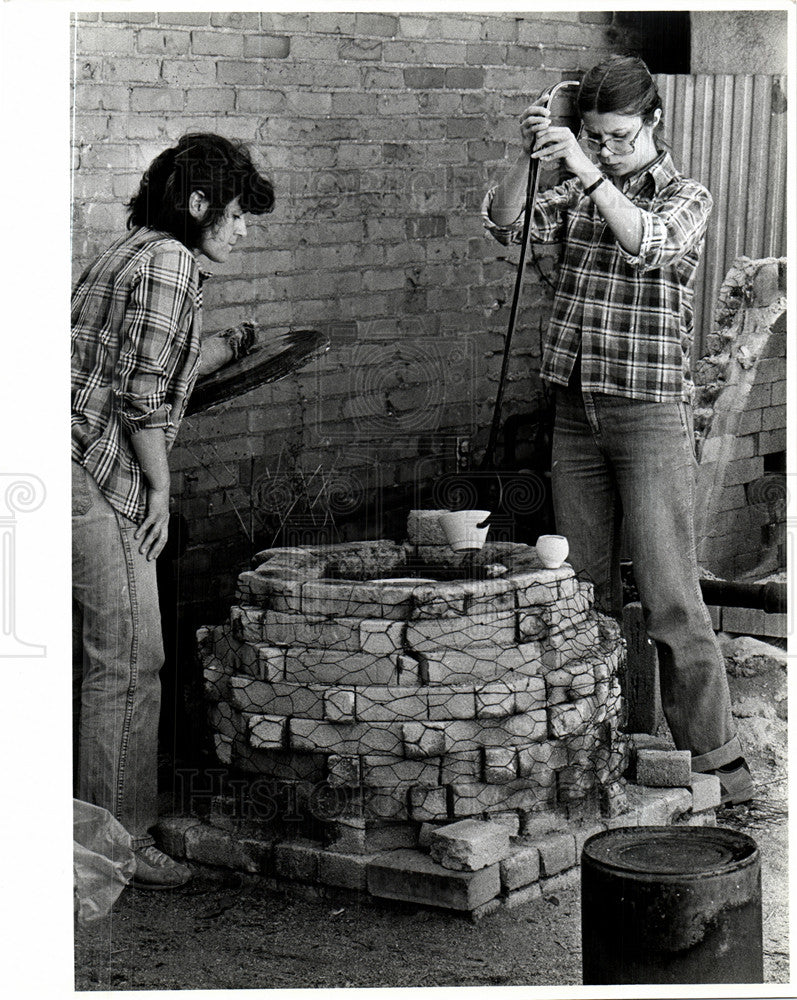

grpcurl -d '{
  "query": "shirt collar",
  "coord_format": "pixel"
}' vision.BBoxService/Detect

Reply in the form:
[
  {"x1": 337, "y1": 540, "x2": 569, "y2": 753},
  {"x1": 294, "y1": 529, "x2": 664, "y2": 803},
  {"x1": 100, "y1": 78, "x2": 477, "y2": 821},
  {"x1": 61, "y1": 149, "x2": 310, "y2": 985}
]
[
  {"x1": 192, "y1": 251, "x2": 212, "y2": 284},
  {"x1": 620, "y1": 150, "x2": 678, "y2": 196}
]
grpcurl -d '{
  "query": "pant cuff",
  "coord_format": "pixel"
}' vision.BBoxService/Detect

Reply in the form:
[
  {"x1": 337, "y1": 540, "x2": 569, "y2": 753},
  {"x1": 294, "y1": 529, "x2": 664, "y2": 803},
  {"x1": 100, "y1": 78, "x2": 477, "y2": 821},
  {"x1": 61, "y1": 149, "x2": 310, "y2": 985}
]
[
  {"x1": 131, "y1": 834, "x2": 156, "y2": 850},
  {"x1": 690, "y1": 735, "x2": 744, "y2": 773}
]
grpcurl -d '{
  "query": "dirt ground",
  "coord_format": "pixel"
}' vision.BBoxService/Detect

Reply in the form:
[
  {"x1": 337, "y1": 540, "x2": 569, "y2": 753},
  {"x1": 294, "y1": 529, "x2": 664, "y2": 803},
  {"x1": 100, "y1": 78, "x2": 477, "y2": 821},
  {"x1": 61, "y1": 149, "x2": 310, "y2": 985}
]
[{"x1": 74, "y1": 638, "x2": 789, "y2": 991}]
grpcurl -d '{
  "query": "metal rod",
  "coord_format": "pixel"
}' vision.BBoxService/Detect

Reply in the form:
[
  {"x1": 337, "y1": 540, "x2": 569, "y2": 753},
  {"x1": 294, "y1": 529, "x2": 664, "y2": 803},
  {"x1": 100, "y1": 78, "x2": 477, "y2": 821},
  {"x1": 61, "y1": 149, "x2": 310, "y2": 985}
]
[{"x1": 481, "y1": 80, "x2": 580, "y2": 470}]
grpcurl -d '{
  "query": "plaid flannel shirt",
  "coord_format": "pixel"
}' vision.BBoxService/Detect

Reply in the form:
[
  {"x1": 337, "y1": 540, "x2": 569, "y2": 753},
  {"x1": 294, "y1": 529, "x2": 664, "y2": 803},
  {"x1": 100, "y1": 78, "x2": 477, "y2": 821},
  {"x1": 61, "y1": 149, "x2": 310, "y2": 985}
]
[
  {"x1": 482, "y1": 151, "x2": 713, "y2": 402},
  {"x1": 71, "y1": 228, "x2": 206, "y2": 522}
]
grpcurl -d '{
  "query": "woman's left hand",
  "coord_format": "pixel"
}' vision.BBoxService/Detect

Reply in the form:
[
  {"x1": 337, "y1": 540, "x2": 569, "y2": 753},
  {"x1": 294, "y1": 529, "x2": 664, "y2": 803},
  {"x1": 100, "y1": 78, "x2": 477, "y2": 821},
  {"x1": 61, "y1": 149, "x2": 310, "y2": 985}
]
[{"x1": 531, "y1": 124, "x2": 593, "y2": 175}]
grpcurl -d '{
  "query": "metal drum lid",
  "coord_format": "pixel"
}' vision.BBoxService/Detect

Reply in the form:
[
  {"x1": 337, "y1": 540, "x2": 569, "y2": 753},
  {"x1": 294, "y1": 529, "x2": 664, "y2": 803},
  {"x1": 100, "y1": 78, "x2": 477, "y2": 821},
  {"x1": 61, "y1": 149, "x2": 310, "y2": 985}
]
[{"x1": 583, "y1": 826, "x2": 759, "y2": 878}]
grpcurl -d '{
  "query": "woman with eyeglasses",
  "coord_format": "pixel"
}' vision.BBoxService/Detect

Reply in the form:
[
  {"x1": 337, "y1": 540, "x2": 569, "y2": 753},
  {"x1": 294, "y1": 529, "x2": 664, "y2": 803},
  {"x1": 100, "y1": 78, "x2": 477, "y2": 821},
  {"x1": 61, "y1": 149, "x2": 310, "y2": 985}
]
[{"x1": 482, "y1": 55, "x2": 752, "y2": 806}]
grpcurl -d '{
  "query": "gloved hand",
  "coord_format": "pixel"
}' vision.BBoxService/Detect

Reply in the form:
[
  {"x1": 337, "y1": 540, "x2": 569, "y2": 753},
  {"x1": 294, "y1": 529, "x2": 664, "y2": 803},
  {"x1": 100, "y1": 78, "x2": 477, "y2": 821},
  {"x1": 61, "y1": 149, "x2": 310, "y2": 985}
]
[{"x1": 222, "y1": 321, "x2": 257, "y2": 361}]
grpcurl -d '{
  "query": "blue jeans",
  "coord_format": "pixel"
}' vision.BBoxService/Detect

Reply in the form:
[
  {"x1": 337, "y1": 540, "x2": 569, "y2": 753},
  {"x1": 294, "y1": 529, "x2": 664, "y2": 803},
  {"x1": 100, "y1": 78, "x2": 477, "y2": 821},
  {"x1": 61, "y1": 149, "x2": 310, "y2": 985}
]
[
  {"x1": 72, "y1": 462, "x2": 162, "y2": 846},
  {"x1": 551, "y1": 386, "x2": 741, "y2": 769}
]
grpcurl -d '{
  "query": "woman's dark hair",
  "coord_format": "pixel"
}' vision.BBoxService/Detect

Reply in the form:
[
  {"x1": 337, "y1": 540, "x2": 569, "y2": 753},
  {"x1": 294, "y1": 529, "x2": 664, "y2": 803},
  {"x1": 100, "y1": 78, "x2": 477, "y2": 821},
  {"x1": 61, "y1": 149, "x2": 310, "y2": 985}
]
[
  {"x1": 577, "y1": 55, "x2": 663, "y2": 138},
  {"x1": 127, "y1": 133, "x2": 275, "y2": 247}
]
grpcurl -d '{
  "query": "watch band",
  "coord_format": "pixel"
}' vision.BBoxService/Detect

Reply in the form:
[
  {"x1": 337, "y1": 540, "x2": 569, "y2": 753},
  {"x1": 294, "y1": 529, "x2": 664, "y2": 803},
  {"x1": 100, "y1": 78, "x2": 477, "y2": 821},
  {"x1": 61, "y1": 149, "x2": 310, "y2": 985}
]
[{"x1": 583, "y1": 176, "x2": 607, "y2": 197}]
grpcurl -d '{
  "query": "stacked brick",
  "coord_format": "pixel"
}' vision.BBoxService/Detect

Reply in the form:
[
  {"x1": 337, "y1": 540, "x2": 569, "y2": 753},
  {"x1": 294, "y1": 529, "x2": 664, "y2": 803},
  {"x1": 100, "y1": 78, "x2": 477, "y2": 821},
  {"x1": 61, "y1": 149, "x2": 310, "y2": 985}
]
[
  {"x1": 71, "y1": 12, "x2": 627, "y2": 624},
  {"x1": 694, "y1": 257, "x2": 787, "y2": 584},
  {"x1": 199, "y1": 521, "x2": 629, "y2": 835},
  {"x1": 158, "y1": 741, "x2": 721, "y2": 916}
]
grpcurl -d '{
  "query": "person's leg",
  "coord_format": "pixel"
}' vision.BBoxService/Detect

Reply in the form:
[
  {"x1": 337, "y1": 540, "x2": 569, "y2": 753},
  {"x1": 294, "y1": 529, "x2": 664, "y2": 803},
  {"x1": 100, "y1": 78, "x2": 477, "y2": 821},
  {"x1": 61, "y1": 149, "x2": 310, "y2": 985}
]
[
  {"x1": 551, "y1": 386, "x2": 623, "y2": 615},
  {"x1": 72, "y1": 462, "x2": 162, "y2": 846},
  {"x1": 593, "y1": 398, "x2": 748, "y2": 797}
]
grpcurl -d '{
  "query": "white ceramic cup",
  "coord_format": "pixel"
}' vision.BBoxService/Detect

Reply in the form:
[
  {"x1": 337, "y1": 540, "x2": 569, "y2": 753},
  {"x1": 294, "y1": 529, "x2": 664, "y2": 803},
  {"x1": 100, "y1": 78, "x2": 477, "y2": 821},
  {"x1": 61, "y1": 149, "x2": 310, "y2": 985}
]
[
  {"x1": 535, "y1": 534, "x2": 569, "y2": 568},
  {"x1": 438, "y1": 510, "x2": 491, "y2": 552}
]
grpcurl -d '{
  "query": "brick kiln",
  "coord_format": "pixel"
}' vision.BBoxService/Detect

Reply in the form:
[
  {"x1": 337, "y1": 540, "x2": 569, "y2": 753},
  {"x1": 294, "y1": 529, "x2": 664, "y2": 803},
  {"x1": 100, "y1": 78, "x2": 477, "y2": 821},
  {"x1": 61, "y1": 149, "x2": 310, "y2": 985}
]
[{"x1": 162, "y1": 512, "x2": 722, "y2": 915}]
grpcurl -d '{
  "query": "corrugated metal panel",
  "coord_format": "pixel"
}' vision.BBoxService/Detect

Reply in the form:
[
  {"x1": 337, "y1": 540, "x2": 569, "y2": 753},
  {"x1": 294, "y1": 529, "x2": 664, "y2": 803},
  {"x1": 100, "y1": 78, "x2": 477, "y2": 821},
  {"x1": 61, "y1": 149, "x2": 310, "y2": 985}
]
[{"x1": 654, "y1": 74, "x2": 787, "y2": 357}]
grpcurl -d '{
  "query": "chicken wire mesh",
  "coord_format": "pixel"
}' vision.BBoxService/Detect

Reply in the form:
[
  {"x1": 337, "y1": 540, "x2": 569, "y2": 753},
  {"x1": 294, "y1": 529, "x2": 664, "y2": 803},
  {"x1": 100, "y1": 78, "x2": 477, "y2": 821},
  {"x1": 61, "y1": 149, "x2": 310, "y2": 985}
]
[{"x1": 195, "y1": 534, "x2": 629, "y2": 838}]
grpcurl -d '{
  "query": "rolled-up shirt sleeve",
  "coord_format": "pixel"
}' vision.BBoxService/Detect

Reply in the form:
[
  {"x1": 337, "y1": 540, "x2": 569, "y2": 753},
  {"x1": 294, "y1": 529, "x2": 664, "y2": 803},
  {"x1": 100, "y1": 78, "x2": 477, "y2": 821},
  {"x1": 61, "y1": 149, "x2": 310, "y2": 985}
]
[
  {"x1": 115, "y1": 248, "x2": 195, "y2": 434},
  {"x1": 481, "y1": 177, "x2": 578, "y2": 246},
  {"x1": 616, "y1": 179, "x2": 713, "y2": 272}
]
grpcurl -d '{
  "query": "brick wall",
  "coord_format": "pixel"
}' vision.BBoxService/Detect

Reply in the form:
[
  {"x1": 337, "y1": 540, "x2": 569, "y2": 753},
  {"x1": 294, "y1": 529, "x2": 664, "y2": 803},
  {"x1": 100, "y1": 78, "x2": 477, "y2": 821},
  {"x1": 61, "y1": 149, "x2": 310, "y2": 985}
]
[{"x1": 71, "y1": 11, "x2": 628, "y2": 624}]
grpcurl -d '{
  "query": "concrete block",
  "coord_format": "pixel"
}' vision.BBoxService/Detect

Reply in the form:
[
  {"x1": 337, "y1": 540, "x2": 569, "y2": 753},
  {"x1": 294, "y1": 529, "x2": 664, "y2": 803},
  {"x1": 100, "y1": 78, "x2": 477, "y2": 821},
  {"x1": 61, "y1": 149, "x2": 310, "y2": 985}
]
[
  {"x1": 214, "y1": 733, "x2": 233, "y2": 765},
  {"x1": 361, "y1": 755, "x2": 441, "y2": 788},
  {"x1": 419, "y1": 643, "x2": 543, "y2": 684},
  {"x1": 450, "y1": 779, "x2": 549, "y2": 817},
  {"x1": 237, "y1": 837, "x2": 275, "y2": 875},
  {"x1": 406, "y1": 509, "x2": 449, "y2": 545},
  {"x1": 367, "y1": 849, "x2": 501, "y2": 911},
  {"x1": 231, "y1": 677, "x2": 324, "y2": 719},
  {"x1": 721, "y1": 605, "x2": 787, "y2": 638},
  {"x1": 246, "y1": 713, "x2": 286, "y2": 749},
  {"x1": 636, "y1": 748, "x2": 692, "y2": 788},
  {"x1": 418, "y1": 820, "x2": 450, "y2": 849},
  {"x1": 324, "y1": 688, "x2": 356, "y2": 722},
  {"x1": 534, "y1": 832, "x2": 576, "y2": 876},
  {"x1": 326, "y1": 819, "x2": 417, "y2": 855},
  {"x1": 504, "y1": 882, "x2": 543, "y2": 909},
  {"x1": 355, "y1": 685, "x2": 427, "y2": 723},
  {"x1": 406, "y1": 612, "x2": 517, "y2": 651},
  {"x1": 475, "y1": 684, "x2": 516, "y2": 718},
  {"x1": 483, "y1": 746, "x2": 518, "y2": 784},
  {"x1": 274, "y1": 839, "x2": 321, "y2": 882},
  {"x1": 626, "y1": 785, "x2": 692, "y2": 825},
  {"x1": 283, "y1": 648, "x2": 398, "y2": 686},
  {"x1": 440, "y1": 750, "x2": 482, "y2": 782},
  {"x1": 184, "y1": 825, "x2": 256, "y2": 871},
  {"x1": 155, "y1": 816, "x2": 202, "y2": 860},
  {"x1": 360, "y1": 619, "x2": 406, "y2": 655},
  {"x1": 500, "y1": 843, "x2": 541, "y2": 890},
  {"x1": 326, "y1": 754, "x2": 361, "y2": 787},
  {"x1": 548, "y1": 696, "x2": 601, "y2": 739},
  {"x1": 429, "y1": 819, "x2": 511, "y2": 871},
  {"x1": 289, "y1": 719, "x2": 404, "y2": 755},
  {"x1": 517, "y1": 741, "x2": 567, "y2": 778},
  {"x1": 318, "y1": 851, "x2": 374, "y2": 890},
  {"x1": 489, "y1": 811, "x2": 521, "y2": 837},
  {"x1": 402, "y1": 721, "x2": 448, "y2": 758},
  {"x1": 426, "y1": 687, "x2": 477, "y2": 721},
  {"x1": 408, "y1": 785, "x2": 449, "y2": 821},
  {"x1": 691, "y1": 771, "x2": 722, "y2": 812}
]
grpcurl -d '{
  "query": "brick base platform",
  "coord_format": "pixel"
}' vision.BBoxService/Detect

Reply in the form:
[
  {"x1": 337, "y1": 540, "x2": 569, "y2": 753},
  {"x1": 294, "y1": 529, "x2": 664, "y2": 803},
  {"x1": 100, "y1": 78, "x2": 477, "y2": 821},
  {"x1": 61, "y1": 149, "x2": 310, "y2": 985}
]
[{"x1": 157, "y1": 763, "x2": 720, "y2": 917}]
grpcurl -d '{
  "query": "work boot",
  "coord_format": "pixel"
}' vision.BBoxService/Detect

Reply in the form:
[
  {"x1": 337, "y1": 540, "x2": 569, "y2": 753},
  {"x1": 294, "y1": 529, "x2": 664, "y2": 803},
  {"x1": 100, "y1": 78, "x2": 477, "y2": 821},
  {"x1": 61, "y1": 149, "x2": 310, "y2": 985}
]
[
  {"x1": 713, "y1": 758, "x2": 755, "y2": 806},
  {"x1": 131, "y1": 845, "x2": 191, "y2": 889}
]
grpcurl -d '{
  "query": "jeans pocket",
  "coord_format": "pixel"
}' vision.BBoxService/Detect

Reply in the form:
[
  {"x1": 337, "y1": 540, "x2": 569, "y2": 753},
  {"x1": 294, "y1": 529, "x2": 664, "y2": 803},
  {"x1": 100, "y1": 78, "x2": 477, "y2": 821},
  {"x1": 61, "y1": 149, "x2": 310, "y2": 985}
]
[{"x1": 72, "y1": 463, "x2": 94, "y2": 517}]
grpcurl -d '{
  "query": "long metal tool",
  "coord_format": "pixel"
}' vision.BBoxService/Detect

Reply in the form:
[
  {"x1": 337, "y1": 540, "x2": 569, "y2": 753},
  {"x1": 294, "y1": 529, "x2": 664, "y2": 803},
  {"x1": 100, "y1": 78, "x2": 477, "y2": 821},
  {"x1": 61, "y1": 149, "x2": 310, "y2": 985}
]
[{"x1": 480, "y1": 79, "x2": 580, "y2": 471}]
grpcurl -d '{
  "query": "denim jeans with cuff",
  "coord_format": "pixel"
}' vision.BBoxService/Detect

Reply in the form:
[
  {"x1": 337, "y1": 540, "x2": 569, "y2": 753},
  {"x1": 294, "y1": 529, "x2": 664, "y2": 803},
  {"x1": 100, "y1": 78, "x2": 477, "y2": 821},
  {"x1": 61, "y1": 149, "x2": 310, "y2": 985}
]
[
  {"x1": 551, "y1": 385, "x2": 741, "y2": 769},
  {"x1": 72, "y1": 461, "x2": 162, "y2": 847}
]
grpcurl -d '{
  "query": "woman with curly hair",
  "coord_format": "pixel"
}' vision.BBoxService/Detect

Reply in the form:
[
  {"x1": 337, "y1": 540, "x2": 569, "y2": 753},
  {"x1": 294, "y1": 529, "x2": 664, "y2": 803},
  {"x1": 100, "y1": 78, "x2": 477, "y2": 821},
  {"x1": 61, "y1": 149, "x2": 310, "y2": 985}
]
[{"x1": 72, "y1": 134, "x2": 274, "y2": 886}]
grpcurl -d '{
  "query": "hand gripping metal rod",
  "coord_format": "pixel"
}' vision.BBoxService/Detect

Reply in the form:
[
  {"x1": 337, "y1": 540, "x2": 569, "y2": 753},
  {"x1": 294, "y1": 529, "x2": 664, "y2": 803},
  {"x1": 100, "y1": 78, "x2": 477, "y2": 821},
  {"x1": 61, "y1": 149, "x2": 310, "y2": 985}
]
[{"x1": 481, "y1": 80, "x2": 580, "y2": 470}]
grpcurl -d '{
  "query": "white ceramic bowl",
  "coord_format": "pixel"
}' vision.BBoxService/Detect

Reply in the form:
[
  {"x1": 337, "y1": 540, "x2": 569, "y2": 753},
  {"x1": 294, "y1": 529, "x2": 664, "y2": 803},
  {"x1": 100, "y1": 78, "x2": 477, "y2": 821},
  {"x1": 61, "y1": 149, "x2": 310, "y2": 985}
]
[
  {"x1": 535, "y1": 534, "x2": 569, "y2": 569},
  {"x1": 438, "y1": 510, "x2": 491, "y2": 552}
]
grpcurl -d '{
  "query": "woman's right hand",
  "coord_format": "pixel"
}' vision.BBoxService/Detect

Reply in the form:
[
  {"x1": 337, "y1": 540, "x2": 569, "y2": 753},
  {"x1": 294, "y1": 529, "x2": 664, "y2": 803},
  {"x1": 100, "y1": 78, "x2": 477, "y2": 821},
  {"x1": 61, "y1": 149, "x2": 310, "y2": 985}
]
[
  {"x1": 519, "y1": 104, "x2": 552, "y2": 156},
  {"x1": 134, "y1": 486, "x2": 170, "y2": 561}
]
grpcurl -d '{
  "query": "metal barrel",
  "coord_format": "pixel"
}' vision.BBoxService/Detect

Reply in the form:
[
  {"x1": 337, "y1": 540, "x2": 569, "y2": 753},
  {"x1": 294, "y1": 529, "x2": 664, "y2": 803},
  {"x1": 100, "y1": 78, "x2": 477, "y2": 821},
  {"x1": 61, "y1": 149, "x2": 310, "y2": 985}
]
[{"x1": 581, "y1": 826, "x2": 763, "y2": 985}]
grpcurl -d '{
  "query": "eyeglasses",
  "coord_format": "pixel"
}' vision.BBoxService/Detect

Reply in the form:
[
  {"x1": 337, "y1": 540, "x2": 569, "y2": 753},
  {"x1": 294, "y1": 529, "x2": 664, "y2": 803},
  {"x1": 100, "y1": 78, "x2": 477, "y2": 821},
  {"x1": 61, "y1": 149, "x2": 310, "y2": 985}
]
[{"x1": 577, "y1": 121, "x2": 645, "y2": 156}]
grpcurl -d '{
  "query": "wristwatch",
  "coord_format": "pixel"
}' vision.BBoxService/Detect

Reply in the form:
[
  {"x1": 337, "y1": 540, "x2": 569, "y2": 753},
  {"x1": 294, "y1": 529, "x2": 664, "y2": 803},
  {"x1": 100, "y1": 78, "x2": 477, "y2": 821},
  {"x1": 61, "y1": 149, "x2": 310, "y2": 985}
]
[{"x1": 583, "y1": 176, "x2": 607, "y2": 198}]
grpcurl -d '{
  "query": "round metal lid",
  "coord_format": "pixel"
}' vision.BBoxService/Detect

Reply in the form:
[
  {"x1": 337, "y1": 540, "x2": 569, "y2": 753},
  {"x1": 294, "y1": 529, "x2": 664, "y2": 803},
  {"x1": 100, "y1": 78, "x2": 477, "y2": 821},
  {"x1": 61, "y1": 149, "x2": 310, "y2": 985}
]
[{"x1": 583, "y1": 826, "x2": 759, "y2": 877}]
